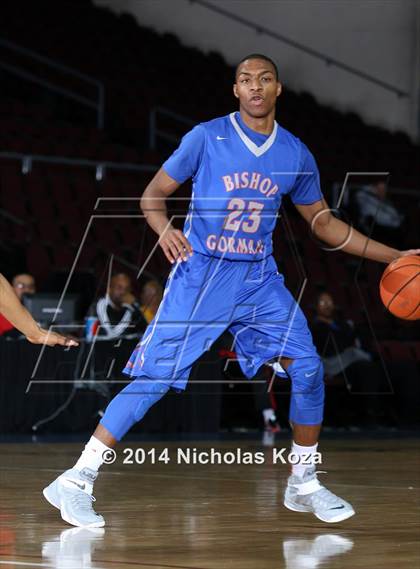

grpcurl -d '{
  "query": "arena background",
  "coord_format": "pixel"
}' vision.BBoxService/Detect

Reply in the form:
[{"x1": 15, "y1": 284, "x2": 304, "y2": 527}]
[{"x1": 0, "y1": 1, "x2": 419, "y2": 568}]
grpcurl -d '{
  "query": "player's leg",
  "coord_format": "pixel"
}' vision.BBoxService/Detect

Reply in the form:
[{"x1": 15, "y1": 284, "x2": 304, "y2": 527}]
[
  {"x1": 43, "y1": 376, "x2": 171, "y2": 527},
  {"x1": 230, "y1": 256, "x2": 355, "y2": 522},
  {"x1": 43, "y1": 253, "x2": 237, "y2": 527},
  {"x1": 277, "y1": 355, "x2": 322, "y2": 472},
  {"x1": 278, "y1": 355, "x2": 353, "y2": 522}
]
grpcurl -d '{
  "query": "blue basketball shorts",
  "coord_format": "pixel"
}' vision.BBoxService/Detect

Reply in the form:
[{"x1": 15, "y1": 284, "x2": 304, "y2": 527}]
[{"x1": 123, "y1": 252, "x2": 319, "y2": 391}]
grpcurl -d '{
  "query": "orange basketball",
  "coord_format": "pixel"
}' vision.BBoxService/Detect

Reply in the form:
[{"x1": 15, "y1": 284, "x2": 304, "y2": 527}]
[{"x1": 379, "y1": 255, "x2": 420, "y2": 320}]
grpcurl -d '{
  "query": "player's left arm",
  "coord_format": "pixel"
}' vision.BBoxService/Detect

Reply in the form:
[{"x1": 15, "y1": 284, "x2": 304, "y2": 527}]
[{"x1": 295, "y1": 198, "x2": 420, "y2": 263}]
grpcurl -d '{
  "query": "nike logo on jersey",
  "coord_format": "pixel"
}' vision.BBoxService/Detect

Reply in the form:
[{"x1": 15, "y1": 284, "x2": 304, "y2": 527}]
[
  {"x1": 329, "y1": 505, "x2": 345, "y2": 510},
  {"x1": 66, "y1": 479, "x2": 86, "y2": 491},
  {"x1": 304, "y1": 371, "x2": 317, "y2": 378},
  {"x1": 216, "y1": 136, "x2": 228, "y2": 140}
]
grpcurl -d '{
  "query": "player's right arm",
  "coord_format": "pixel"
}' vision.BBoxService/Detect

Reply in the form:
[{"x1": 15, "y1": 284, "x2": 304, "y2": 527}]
[
  {"x1": 141, "y1": 124, "x2": 205, "y2": 264},
  {"x1": 140, "y1": 168, "x2": 193, "y2": 263},
  {"x1": 0, "y1": 273, "x2": 78, "y2": 347}
]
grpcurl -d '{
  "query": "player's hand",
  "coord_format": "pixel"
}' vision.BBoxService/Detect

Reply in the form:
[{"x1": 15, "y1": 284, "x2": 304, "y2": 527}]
[
  {"x1": 26, "y1": 327, "x2": 79, "y2": 347},
  {"x1": 398, "y1": 249, "x2": 420, "y2": 258},
  {"x1": 159, "y1": 228, "x2": 193, "y2": 263}
]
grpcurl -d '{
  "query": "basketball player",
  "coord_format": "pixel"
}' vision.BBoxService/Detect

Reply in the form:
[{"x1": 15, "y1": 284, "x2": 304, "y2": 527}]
[
  {"x1": 43, "y1": 54, "x2": 419, "y2": 527},
  {"x1": 0, "y1": 273, "x2": 77, "y2": 347}
]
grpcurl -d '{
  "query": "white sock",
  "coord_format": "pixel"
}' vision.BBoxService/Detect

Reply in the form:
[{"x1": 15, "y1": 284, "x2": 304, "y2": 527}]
[
  {"x1": 74, "y1": 436, "x2": 112, "y2": 473},
  {"x1": 263, "y1": 408, "x2": 276, "y2": 423},
  {"x1": 291, "y1": 441, "x2": 318, "y2": 478}
]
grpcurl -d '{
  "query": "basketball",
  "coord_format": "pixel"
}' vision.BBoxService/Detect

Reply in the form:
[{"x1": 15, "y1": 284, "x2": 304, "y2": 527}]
[{"x1": 380, "y1": 255, "x2": 420, "y2": 320}]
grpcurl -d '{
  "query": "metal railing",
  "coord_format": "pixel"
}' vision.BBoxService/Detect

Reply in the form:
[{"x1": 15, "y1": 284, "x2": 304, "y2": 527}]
[
  {"x1": 0, "y1": 38, "x2": 106, "y2": 128},
  {"x1": 192, "y1": 0, "x2": 409, "y2": 98},
  {"x1": 0, "y1": 206, "x2": 25, "y2": 226},
  {"x1": 149, "y1": 106, "x2": 195, "y2": 150},
  {"x1": 0, "y1": 151, "x2": 156, "y2": 180}
]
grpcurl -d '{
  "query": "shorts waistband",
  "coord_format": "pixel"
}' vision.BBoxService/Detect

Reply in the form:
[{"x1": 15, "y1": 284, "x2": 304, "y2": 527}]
[{"x1": 194, "y1": 251, "x2": 273, "y2": 264}]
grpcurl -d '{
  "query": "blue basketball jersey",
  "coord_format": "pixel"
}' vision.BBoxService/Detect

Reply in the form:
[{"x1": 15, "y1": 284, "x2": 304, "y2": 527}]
[{"x1": 163, "y1": 111, "x2": 322, "y2": 261}]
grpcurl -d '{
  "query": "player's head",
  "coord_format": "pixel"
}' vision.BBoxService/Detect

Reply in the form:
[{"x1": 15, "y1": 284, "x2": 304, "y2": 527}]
[
  {"x1": 108, "y1": 273, "x2": 132, "y2": 306},
  {"x1": 233, "y1": 54, "x2": 281, "y2": 118},
  {"x1": 315, "y1": 290, "x2": 335, "y2": 319},
  {"x1": 12, "y1": 273, "x2": 36, "y2": 300}
]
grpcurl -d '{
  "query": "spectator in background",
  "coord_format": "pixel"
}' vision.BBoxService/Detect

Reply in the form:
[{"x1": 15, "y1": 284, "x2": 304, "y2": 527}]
[
  {"x1": 354, "y1": 179, "x2": 404, "y2": 247},
  {"x1": 0, "y1": 273, "x2": 36, "y2": 335},
  {"x1": 140, "y1": 279, "x2": 163, "y2": 323},
  {"x1": 94, "y1": 273, "x2": 147, "y2": 340},
  {"x1": 310, "y1": 290, "x2": 388, "y2": 427},
  {"x1": 12, "y1": 273, "x2": 36, "y2": 300}
]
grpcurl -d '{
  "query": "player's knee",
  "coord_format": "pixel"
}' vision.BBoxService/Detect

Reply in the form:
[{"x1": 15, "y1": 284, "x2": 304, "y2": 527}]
[
  {"x1": 287, "y1": 355, "x2": 323, "y2": 386},
  {"x1": 288, "y1": 356, "x2": 325, "y2": 425}
]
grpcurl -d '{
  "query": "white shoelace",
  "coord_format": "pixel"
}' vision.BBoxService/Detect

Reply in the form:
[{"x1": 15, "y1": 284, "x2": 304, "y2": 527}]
[
  {"x1": 308, "y1": 472, "x2": 344, "y2": 508},
  {"x1": 70, "y1": 491, "x2": 97, "y2": 512}
]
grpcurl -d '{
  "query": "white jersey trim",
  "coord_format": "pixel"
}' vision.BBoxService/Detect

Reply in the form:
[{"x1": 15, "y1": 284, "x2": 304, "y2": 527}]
[{"x1": 229, "y1": 112, "x2": 278, "y2": 157}]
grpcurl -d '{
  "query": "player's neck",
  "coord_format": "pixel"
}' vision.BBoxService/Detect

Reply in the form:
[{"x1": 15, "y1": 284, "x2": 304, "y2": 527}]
[{"x1": 238, "y1": 108, "x2": 275, "y2": 135}]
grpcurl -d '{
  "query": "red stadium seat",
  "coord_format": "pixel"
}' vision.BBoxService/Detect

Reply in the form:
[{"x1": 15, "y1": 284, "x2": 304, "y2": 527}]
[
  {"x1": 26, "y1": 243, "x2": 52, "y2": 280},
  {"x1": 52, "y1": 245, "x2": 78, "y2": 270}
]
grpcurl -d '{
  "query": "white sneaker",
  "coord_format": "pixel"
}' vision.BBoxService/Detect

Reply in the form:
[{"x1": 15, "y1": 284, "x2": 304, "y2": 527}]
[
  {"x1": 43, "y1": 467, "x2": 105, "y2": 528},
  {"x1": 284, "y1": 467, "x2": 355, "y2": 523}
]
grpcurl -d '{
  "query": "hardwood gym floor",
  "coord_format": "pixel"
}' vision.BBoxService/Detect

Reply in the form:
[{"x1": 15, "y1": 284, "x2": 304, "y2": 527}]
[{"x1": 0, "y1": 437, "x2": 419, "y2": 568}]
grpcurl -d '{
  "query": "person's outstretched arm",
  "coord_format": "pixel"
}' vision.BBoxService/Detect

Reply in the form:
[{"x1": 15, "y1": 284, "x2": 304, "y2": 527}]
[
  {"x1": 296, "y1": 198, "x2": 419, "y2": 263},
  {"x1": 0, "y1": 273, "x2": 78, "y2": 347}
]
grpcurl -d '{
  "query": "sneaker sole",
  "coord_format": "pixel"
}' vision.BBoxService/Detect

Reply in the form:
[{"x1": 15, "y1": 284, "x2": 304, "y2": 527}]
[
  {"x1": 60, "y1": 505, "x2": 106, "y2": 528},
  {"x1": 284, "y1": 500, "x2": 355, "y2": 523}
]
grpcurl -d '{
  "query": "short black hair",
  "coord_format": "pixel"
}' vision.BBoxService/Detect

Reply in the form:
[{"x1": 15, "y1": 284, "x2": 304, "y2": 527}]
[{"x1": 235, "y1": 53, "x2": 279, "y2": 81}]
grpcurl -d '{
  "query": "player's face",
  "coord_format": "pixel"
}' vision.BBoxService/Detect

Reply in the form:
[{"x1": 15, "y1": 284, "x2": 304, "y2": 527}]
[{"x1": 233, "y1": 59, "x2": 281, "y2": 118}]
